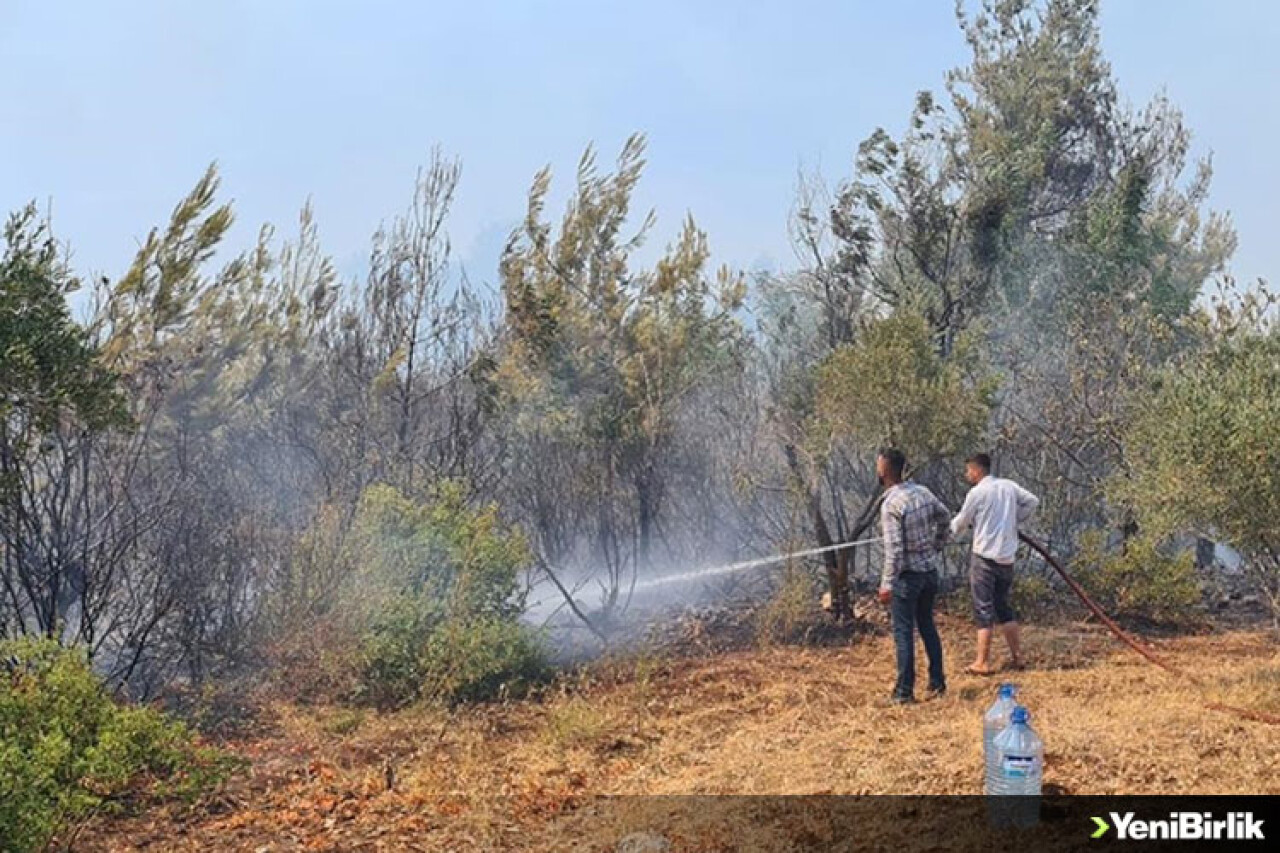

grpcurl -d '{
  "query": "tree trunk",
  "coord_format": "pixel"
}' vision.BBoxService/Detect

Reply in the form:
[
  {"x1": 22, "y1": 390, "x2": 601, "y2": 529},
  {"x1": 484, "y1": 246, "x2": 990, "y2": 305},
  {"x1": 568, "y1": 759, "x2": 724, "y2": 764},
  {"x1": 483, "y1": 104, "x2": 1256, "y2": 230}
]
[
  {"x1": 635, "y1": 466, "x2": 657, "y2": 566},
  {"x1": 783, "y1": 444, "x2": 850, "y2": 621}
]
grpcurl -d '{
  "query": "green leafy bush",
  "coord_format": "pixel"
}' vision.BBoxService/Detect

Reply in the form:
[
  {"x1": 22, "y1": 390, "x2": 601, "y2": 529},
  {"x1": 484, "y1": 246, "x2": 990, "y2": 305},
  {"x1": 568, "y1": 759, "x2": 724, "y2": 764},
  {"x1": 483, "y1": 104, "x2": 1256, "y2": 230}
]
[
  {"x1": 349, "y1": 482, "x2": 547, "y2": 708},
  {"x1": 0, "y1": 638, "x2": 233, "y2": 852},
  {"x1": 420, "y1": 616, "x2": 548, "y2": 704},
  {"x1": 1074, "y1": 531, "x2": 1201, "y2": 624},
  {"x1": 1113, "y1": 310, "x2": 1280, "y2": 628},
  {"x1": 1010, "y1": 567, "x2": 1060, "y2": 620}
]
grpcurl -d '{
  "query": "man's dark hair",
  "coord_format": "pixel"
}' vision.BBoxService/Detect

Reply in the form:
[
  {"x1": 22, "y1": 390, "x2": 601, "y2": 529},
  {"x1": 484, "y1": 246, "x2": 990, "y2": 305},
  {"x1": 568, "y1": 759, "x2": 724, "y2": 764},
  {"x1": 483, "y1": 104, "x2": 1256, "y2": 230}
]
[
  {"x1": 966, "y1": 453, "x2": 992, "y2": 473},
  {"x1": 878, "y1": 447, "x2": 906, "y2": 478}
]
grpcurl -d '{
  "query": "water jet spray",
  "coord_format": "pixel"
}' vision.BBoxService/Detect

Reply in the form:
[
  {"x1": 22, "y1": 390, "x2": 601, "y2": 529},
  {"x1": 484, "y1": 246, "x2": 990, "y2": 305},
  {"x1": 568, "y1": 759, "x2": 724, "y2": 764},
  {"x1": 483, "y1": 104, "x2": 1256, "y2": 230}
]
[{"x1": 629, "y1": 536, "x2": 883, "y2": 591}]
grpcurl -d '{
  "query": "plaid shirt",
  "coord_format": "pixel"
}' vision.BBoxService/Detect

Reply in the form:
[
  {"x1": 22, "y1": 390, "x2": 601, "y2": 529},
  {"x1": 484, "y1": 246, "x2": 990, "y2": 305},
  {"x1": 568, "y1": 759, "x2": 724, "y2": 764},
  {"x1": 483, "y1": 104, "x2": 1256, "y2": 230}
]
[{"x1": 879, "y1": 482, "x2": 951, "y2": 591}]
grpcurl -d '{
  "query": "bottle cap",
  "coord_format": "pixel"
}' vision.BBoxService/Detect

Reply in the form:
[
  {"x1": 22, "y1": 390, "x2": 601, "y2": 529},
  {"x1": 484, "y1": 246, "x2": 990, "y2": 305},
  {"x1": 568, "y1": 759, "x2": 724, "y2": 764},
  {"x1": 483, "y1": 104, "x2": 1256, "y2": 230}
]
[
  {"x1": 998, "y1": 683, "x2": 1017, "y2": 699},
  {"x1": 1010, "y1": 706, "x2": 1029, "y2": 725}
]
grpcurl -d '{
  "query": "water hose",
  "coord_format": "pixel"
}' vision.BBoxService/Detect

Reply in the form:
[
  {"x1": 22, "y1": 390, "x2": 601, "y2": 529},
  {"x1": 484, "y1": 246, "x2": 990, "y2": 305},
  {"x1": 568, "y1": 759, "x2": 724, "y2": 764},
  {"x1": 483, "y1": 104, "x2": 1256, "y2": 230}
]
[{"x1": 1019, "y1": 532, "x2": 1280, "y2": 726}]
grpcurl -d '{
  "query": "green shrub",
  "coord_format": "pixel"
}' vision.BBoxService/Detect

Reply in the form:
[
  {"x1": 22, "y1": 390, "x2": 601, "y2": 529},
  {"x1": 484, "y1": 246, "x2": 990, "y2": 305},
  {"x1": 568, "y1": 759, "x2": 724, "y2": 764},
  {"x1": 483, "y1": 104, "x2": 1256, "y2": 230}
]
[
  {"x1": 0, "y1": 638, "x2": 234, "y2": 852},
  {"x1": 1113, "y1": 316, "x2": 1280, "y2": 629},
  {"x1": 420, "y1": 617, "x2": 547, "y2": 705},
  {"x1": 361, "y1": 608, "x2": 547, "y2": 710},
  {"x1": 348, "y1": 481, "x2": 547, "y2": 708},
  {"x1": 1074, "y1": 531, "x2": 1201, "y2": 624},
  {"x1": 1011, "y1": 567, "x2": 1061, "y2": 620}
]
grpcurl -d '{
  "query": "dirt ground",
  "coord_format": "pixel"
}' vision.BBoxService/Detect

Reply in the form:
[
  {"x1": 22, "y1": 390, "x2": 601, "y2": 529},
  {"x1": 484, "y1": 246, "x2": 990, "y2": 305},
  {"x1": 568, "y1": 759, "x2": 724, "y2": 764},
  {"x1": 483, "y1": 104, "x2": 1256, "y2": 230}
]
[{"x1": 87, "y1": 614, "x2": 1280, "y2": 851}]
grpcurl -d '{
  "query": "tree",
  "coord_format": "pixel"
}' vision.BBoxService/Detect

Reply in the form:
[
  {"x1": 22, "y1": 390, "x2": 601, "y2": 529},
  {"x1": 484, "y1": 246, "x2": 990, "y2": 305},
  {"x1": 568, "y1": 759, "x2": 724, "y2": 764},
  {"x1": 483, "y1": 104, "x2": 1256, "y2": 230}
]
[
  {"x1": 810, "y1": 0, "x2": 1234, "y2": 560},
  {"x1": 354, "y1": 153, "x2": 494, "y2": 494},
  {"x1": 497, "y1": 134, "x2": 746, "y2": 618},
  {"x1": 0, "y1": 206, "x2": 126, "y2": 641},
  {"x1": 955, "y1": 1, "x2": 1232, "y2": 552},
  {"x1": 753, "y1": 171, "x2": 885, "y2": 622}
]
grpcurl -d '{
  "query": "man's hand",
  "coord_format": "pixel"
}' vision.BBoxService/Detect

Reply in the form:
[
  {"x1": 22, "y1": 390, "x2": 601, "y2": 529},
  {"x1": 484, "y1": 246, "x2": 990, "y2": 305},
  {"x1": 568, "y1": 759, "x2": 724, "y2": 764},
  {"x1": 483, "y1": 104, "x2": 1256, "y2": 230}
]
[{"x1": 877, "y1": 587, "x2": 892, "y2": 605}]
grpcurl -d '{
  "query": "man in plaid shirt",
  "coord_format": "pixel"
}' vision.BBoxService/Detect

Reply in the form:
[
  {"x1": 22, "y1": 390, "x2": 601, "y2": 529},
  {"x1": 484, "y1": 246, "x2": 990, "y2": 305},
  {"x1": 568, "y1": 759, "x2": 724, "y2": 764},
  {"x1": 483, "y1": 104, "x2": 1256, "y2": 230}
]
[{"x1": 875, "y1": 448, "x2": 950, "y2": 703}]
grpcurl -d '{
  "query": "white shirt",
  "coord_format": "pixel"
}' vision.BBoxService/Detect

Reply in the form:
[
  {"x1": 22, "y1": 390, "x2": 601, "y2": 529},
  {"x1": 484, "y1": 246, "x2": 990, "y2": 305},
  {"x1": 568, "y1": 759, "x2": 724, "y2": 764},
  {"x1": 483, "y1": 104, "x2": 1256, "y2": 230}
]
[{"x1": 950, "y1": 476, "x2": 1039, "y2": 564}]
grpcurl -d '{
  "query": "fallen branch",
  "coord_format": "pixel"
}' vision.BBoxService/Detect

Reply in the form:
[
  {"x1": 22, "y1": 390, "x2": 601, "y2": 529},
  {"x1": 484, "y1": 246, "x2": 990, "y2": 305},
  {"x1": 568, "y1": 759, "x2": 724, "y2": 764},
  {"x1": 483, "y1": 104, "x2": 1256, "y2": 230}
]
[{"x1": 536, "y1": 556, "x2": 608, "y2": 646}]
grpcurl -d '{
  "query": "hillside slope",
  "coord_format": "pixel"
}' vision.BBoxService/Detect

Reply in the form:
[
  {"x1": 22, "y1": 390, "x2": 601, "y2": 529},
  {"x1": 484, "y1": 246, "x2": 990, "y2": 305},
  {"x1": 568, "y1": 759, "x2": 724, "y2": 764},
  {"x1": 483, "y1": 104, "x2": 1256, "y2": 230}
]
[{"x1": 90, "y1": 616, "x2": 1279, "y2": 851}]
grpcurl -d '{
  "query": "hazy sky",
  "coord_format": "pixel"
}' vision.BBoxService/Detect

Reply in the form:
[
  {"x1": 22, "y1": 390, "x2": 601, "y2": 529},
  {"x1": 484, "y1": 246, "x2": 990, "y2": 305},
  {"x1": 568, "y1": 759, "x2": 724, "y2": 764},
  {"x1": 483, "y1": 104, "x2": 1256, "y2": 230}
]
[{"x1": 3, "y1": 1, "x2": 1278, "y2": 296}]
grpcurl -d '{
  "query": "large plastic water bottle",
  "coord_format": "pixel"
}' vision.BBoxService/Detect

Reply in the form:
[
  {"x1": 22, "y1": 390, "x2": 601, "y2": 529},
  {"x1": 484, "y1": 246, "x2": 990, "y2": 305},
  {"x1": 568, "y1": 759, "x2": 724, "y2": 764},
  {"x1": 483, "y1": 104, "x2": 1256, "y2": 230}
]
[
  {"x1": 988, "y1": 705, "x2": 1044, "y2": 828},
  {"x1": 982, "y1": 683, "x2": 1018, "y2": 794}
]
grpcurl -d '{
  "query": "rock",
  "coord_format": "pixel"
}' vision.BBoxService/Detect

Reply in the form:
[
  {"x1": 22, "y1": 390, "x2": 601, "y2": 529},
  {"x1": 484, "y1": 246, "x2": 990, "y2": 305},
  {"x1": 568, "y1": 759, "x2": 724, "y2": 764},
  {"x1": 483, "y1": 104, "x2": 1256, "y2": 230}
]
[{"x1": 616, "y1": 831, "x2": 672, "y2": 853}]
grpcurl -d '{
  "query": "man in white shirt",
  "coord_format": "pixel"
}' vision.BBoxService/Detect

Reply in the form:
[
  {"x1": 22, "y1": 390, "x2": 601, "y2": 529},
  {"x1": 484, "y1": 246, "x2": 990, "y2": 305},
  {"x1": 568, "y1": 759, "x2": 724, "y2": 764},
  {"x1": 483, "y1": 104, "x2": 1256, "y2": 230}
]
[{"x1": 949, "y1": 453, "x2": 1039, "y2": 675}]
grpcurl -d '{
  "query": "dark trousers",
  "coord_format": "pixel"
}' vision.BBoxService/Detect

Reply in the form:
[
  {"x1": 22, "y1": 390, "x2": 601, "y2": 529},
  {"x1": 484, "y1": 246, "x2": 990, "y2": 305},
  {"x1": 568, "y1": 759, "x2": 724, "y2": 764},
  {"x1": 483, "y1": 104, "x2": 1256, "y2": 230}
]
[{"x1": 891, "y1": 570, "x2": 945, "y2": 699}]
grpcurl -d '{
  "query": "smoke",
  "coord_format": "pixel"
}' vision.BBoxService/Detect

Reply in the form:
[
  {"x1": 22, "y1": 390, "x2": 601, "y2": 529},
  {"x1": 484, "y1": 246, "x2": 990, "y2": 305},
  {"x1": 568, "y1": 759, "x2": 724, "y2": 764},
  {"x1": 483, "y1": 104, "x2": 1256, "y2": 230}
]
[{"x1": 521, "y1": 534, "x2": 897, "y2": 661}]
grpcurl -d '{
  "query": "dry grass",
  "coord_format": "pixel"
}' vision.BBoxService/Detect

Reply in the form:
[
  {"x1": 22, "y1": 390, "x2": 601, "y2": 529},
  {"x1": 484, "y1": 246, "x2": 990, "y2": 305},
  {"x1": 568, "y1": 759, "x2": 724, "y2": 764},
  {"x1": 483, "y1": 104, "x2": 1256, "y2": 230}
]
[{"x1": 87, "y1": 615, "x2": 1279, "y2": 851}]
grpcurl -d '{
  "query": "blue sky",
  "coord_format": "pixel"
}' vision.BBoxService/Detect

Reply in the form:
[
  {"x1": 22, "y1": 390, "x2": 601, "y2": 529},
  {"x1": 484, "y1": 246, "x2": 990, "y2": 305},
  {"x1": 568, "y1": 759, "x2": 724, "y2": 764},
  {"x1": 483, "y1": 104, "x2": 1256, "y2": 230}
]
[{"x1": 3, "y1": 1, "x2": 1278, "y2": 297}]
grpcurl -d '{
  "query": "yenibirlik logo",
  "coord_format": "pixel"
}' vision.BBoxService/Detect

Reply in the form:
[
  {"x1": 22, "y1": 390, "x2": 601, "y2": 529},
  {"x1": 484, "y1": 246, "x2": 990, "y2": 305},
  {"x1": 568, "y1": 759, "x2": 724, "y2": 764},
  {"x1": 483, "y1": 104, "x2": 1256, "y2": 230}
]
[{"x1": 1091, "y1": 812, "x2": 1265, "y2": 841}]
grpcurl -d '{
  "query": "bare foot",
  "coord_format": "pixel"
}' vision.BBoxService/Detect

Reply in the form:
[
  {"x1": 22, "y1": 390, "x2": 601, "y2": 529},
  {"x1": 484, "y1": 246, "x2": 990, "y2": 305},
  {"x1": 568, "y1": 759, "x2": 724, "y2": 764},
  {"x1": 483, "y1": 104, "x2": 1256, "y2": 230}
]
[{"x1": 965, "y1": 663, "x2": 996, "y2": 676}]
